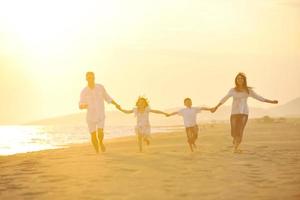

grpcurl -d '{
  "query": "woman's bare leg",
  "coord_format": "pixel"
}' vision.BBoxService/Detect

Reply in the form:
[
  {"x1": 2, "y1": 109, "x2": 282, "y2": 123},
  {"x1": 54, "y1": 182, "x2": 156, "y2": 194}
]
[{"x1": 233, "y1": 115, "x2": 248, "y2": 153}]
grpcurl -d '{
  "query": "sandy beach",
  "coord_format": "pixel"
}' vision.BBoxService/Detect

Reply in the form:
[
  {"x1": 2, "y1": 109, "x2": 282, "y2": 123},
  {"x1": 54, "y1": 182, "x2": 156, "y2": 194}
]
[{"x1": 1, "y1": 120, "x2": 300, "y2": 200}]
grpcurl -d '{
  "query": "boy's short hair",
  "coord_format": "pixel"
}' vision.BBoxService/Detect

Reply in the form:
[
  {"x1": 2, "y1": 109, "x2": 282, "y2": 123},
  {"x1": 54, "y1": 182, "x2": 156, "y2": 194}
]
[{"x1": 184, "y1": 98, "x2": 192, "y2": 103}]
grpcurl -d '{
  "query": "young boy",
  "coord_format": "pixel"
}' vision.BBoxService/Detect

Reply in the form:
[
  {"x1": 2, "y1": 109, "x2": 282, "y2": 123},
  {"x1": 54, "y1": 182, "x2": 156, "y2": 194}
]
[{"x1": 167, "y1": 98, "x2": 213, "y2": 152}]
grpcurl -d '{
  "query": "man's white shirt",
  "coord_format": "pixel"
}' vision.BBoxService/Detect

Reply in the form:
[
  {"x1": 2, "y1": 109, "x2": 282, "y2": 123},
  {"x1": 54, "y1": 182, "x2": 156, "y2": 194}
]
[{"x1": 79, "y1": 84, "x2": 113, "y2": 122}]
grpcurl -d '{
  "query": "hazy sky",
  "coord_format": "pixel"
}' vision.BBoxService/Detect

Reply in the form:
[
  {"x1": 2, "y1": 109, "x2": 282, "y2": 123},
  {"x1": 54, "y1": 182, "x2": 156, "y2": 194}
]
[{"x1": 0, "y1": 0, "x2": 299, "y2": 124}]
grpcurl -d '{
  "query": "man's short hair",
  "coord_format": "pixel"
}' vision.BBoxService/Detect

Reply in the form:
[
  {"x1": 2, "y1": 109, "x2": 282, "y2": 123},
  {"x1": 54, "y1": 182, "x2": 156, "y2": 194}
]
[
  {"x1": 86, "y1": 71, "x2": 95, "y2": 77},
  {"x1": 184, "y1": 98, "x2": 192, "y2": 103}
]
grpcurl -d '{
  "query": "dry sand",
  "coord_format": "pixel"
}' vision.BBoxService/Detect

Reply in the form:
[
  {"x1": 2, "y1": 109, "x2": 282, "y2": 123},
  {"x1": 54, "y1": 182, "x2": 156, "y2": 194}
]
[{"x1": 0, "y1": 120, "x2": 300, "y2": 200}]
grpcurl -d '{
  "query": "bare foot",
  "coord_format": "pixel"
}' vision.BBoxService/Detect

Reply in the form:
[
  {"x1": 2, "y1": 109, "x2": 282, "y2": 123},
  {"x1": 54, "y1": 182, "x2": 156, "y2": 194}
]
[
  {"x1": 100, "y1": 143, "x2": 106, "y2": 152},
  {"x1": 189, "y1": 143, "x2": 194, "y2": 152},
  {"x1": 234, "y1": 149, "x2": 243, "y2": 154},
  {"x1": 144, "y1": 139, "x2": 150, "y2": 146}
]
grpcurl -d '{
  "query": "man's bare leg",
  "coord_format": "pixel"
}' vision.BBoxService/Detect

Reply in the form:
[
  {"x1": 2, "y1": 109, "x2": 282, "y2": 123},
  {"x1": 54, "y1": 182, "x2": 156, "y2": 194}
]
[
  {"x1": 97, "y1": 128, "x2": 106, "y2": 152},
  {"x1": 91, "y1": 132, "x2": 99, "y2": 153}
]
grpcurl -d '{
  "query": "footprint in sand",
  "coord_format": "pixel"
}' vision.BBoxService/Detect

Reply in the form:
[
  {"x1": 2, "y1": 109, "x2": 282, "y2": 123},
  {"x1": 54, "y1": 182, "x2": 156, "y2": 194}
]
[
  {"x1": 39, "y1": 175, "x2": 71, "y2": 183},
  {"x1": 48, "y1": 177, "x2": 69, "y2": 183},
  {"x1": 19, "y1": 160, "x2": 38, "y2": 166},
  {"x1": 178, "y1": 192, "x2": 189, "y2": 197},
  {"x1": 22, "y1": 191, "x2": 48, "y2": 196},
  {"x1": 5, "y1": 183, "x2": 26, "y2": 190},
  {"x1": 280, "y1": 178, "x2": 300, "y2": 185},
  {"x1": 292, "y1": 193, "x2": 300, "y2": 199},
  {"x1": 257, "y1": 145, "x2": 269, "y2": 149},
  {"x1": 120, "y1": 168, "x2": 140, "y2": 174},
  {"x1": 163, "y1": 183, "x2": 175, "y2": 191},
  {"x1": 19, "y1": 168, "x2": 42, "y2": 174},
  {"x1": 243, "y1": 163, "x2": 256, "y2": 167}
]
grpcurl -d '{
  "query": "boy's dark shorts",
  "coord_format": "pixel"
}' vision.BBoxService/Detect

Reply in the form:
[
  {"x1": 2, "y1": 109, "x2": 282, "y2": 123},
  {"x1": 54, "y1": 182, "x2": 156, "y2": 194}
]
[{"x1": 185, "y1": 125, "x2": 199, "y2": 141}]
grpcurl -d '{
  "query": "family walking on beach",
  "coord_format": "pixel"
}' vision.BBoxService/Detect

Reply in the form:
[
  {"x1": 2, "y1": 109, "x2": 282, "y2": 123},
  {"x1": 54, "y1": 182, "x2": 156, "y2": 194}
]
[{"x1": 79, "y1": 72, "x2": 278, "y2": 153}]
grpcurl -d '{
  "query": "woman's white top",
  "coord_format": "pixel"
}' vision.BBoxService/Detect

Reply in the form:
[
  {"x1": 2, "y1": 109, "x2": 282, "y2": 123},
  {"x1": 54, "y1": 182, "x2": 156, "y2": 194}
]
[
  {"x1": 133, "y1": 107, "x2": 150, "y2": 127},
  {"x1": 220, "y1": 88, "x2": 267, "y2": 115}
]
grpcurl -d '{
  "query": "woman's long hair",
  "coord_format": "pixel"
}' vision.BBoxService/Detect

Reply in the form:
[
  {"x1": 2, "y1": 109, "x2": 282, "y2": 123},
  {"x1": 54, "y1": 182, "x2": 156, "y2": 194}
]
[{"x1": 234, "y1": 73, "x2": 252, "y2": 94}]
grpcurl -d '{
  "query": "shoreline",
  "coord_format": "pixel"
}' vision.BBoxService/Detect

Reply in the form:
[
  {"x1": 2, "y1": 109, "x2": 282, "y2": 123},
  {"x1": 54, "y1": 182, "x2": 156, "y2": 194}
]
[{"x1": 0, "y1": 127, "x2": 185, "y2": 157}]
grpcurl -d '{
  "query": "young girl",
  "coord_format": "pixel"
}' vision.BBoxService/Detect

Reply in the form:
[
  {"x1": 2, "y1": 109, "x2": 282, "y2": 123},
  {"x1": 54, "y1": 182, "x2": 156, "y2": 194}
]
[
  {"x1": 117, "y1": 97, "x2": 168, "y2": 152},
  {"x1": 212, "y1": 72, "x2": 278, "y2": 153}
]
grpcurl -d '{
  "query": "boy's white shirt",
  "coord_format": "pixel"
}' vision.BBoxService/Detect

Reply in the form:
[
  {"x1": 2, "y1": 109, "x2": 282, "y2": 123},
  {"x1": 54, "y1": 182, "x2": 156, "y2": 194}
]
[
  {"x1": 79, "y1": 84, "x2": 113, "y2": 122},
  {"x1": 177, "y1": 107, "x2": 203, "y2": 128},
  {"x1": 133, "y1": 107, "x2": 150, "y2": 127}
]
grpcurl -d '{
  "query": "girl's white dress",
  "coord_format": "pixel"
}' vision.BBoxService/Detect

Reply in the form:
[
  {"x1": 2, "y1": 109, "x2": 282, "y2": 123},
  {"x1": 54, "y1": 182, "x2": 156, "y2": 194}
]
[{"x1": 133, "y1": 107, "x2": 151, "y2": 138}]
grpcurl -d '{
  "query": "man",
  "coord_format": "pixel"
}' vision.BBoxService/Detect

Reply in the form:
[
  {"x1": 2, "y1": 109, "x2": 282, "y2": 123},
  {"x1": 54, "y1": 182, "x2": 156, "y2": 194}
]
[{"x1": 79, "y1": 72, "x2": 120, "y2": 153}]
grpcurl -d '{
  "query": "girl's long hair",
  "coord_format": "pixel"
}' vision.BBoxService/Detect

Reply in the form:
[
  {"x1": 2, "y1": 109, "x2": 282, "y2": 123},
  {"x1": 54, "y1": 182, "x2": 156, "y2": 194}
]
[
  {"x1": 234, "y1": 72, "x2": 252, "y2": 94},
  {"x1": 135, "y1": 96, "x2": 149, "y2": 108}
]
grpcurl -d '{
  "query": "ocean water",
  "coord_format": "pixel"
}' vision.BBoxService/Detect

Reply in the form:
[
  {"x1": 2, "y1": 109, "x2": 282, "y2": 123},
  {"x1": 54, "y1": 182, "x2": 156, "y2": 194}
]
[{"x1": 0, "y1": 125, "x2": 180, "y2": 156}]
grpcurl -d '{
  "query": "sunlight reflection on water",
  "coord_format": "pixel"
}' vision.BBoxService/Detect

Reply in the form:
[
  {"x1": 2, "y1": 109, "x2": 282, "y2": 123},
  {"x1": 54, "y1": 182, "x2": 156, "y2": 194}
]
[{"x1": 0, "y1": 125, "x2": 179, "y2": 155}]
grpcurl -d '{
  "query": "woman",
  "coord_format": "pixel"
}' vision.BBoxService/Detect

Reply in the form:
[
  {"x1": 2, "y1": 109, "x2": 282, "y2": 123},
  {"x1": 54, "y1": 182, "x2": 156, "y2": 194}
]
[{"x1": 212, "y1": 73, "x2": 278, "y2": 153}]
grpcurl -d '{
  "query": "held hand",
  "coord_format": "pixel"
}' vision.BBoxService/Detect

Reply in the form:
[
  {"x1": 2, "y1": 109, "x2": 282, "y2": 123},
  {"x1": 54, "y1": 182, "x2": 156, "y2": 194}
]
[
  {"x1": 166, "y1": 113, "x2": 171, "y2": 117},
  {"x1": 116, "y1": 104, "x2": 121, "y2": 109},
  {"x1": 79, "y1": 104, "x2": 88, "y2": 109},
  {"x1": 211, "y1": 107, "x2": 217, "y2": 113}
]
